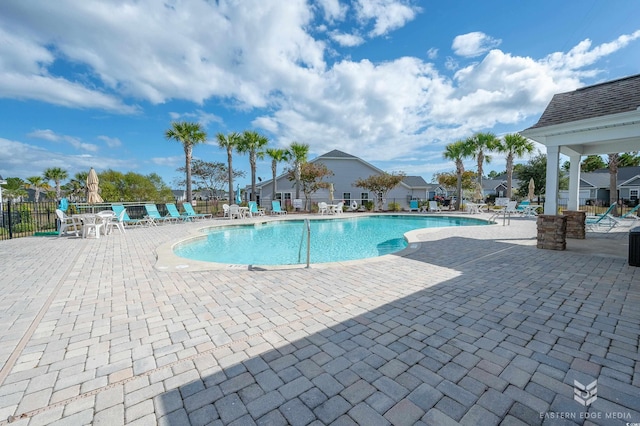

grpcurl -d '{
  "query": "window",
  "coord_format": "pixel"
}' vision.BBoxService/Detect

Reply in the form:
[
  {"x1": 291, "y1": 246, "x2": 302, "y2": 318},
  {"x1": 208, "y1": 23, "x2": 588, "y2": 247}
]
[
  {"x1": 343, "y1": 193, "x2": 351, "y2": 204},
  {"x1": 361, "y1": 193, "x2": 368, "y2": 204},
  {"x1": 631, "y1": 189, "x2": 639, "y2": 200}
]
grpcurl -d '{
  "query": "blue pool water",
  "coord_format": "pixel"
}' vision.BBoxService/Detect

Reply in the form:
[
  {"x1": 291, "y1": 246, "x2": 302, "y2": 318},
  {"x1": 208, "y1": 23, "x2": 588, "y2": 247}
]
[{"x1": 174, "y1": 215, "x2": 489, "y2": 266}]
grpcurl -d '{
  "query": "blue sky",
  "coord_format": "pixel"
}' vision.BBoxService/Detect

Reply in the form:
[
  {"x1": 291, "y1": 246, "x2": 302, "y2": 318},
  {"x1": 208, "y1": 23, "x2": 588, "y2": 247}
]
[{"x1": 1, "y1": 0, "x2": 639, "y2": 189}]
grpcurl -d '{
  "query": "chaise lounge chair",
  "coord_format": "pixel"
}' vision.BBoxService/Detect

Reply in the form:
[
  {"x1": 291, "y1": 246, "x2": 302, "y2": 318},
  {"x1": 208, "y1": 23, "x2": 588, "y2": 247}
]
[
  {"x1": 165, "y1": 203, "x2": 191, "y2": 222},
  {"x1": 145, "y1": 204, "x2": 176, "y2": 224},
  {"x1": 408, "y1": 200, "x2": 419, "y2": 212},
  {"x1": 428, "y1": 201, "x2": 442, "y2": 213},
  {"x1": 182, "y1": 202, "x2": 213, "y2": 219},
  {"x1": 586, "y1": 204, "x2": 620, "y2": 232},
  {"x1": 271, "y1": 200, "x2": 287, "y2": 215},
  {"x1": 112, "y1": 205, "x2": 154, "y2": 227},
  {"x1": 619, "y1": 204, "x2": 640, "y2": 222},
  {"x1": 248, "y1": 201, "x2": 265, "y2": 217}
]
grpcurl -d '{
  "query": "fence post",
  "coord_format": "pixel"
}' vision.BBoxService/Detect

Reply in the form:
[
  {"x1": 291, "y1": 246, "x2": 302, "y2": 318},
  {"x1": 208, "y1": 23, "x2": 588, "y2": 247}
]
[{"x1": 7, "y1": 200, "x2": 12, "y2": 240}]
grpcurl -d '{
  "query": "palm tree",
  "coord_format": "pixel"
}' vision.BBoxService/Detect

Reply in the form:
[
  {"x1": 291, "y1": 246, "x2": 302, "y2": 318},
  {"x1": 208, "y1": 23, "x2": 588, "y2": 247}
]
[
  {"x1": 237, "y1": 131, "x2": 269, "y2": 202},
  {"x1": 464, "y1": 132, "x2": 500, "y2": 188},
  {"x1": 216, "y1": 132, "x2": 242, "y2": 203},
  {"x1": 25, "y1": 176, "x2": 49, "y2": 202},
  {"x1": 265, "y1": 148, "x2": 290, "y2": 204},
  {"x1": 287, "y1": 141, "x2": 310, "y2": 202},
  {"x1": 165, "y1": 121, "x2": 207, "y2": 203},
  {"x1": 443, "y1": 140, "x2": 470, "y2": 211},
  {"x1": 496, "y1": 133, "x2": 535, "y2": 199},
  {"x1": 43, "y1": 167, "x2": 68, "y2": 200},
  {"x1": 608, "y1": 153, "x2": 620, "y2": 216}
]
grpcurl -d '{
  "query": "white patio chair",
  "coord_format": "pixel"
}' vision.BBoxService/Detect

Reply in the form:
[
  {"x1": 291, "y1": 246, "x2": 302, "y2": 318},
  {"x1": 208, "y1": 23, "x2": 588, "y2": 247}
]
[
  {"x1": 105, "y1": 208, "x2": 126, "y2": 235},
  {"x1": 55, "y1": 209, "x2": 81, "y2": 237},
  {"x1": 228, "y1": 204, "x2": 242, "y2": 219},
  {"x1": 318, "y1": 202, "x2": 329, "y2": 215},
  {"x1": 81, "y1": 214, "x2": 104, "y2": 239}
]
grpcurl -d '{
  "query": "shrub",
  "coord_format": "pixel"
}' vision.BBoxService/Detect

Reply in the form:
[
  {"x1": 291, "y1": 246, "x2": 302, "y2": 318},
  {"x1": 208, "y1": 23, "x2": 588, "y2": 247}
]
[
  {"x1": 12, "y1": 223, "x2": 35, "y2": 233},
  {"x1": 388, "y1": 202, "x2": 401, "y2": 212}
]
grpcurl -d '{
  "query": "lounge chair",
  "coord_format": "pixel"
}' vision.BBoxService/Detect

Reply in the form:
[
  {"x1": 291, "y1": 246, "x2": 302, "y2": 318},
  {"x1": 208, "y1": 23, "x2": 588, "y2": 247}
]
[
  {"x1": 428, "y1": 201, "x2": 442, "y2": 213},
  {"x1": 145, "y1": 204, "x2": 176, "y2": 224},
  {"x1": 504, "y1": 201, "x2": 518, "y2": 215},
  {"x1": 182, "y1": 202, "x2": 213, "y2": 219},
  {"x1": 55, "y1": 209, "x2": 82, "y2": 237},
  {"x1": 516, "y1": 200, "x2": 530, "y2": 214},
  {"x1": 248, "y1": 201, "x2": 265, "y2": 217},
  {"x1": 586, "y1": 204, "x2": 620, "y2": 232},
  {"x1": 271, "y1": 201, "x2": 287, "y2": 215},
  {"x1": 165, "y1": 203, "x2": 191, "y2": 222},
  {"x1": 408, "y1": 200, "x2": 419, "y2": 212},
  {"x1": 619, "y1": 204, "x2": 640, "y2": 222},
  {"x1": 111, "y1": 205, "x2": 154, "y2": 227}
]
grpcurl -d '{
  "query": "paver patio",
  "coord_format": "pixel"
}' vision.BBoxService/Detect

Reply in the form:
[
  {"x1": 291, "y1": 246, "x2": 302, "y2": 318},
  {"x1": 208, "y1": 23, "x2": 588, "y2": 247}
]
[{"x1": 0, "y1": 213, "x2": 638, "y2": 425}]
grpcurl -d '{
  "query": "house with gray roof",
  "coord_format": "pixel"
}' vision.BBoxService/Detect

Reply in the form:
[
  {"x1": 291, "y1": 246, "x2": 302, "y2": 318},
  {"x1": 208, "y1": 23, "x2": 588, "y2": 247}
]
[
  {"x1": 249, "y1": 149, "x2": 434, "y2": 210},
  {"x1": 573, "y1": 166, "x2": 640, "y2": 206}
]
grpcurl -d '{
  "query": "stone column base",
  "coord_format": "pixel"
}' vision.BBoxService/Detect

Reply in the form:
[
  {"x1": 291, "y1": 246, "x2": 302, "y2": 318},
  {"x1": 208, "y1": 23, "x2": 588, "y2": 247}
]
[
  {"x1": 563, "y1": 210, "x2": 586, "y2": 239},
  {"x1": 537, "y1": 215, "x2": 567, "y2": 250}
]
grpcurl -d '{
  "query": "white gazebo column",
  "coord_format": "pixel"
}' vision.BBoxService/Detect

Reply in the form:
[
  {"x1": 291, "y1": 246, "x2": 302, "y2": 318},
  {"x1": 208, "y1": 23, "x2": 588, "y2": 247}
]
[
  {"x1": 544, "y1": 145, "x2": 560, "y2": 215},
  {"x1": 567, "y1": 153, "x2": 582, "y2": 211}
]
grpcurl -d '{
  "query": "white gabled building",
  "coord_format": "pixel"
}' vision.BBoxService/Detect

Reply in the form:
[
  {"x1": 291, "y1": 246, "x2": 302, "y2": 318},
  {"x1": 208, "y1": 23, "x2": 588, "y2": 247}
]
[{"x1": 248, "y1": 149, "x2": 433, "y2": 210}]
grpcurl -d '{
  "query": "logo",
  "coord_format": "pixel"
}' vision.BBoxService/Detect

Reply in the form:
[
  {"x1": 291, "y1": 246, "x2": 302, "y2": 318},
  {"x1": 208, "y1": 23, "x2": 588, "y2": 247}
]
[{"x1": 574, "y1": 379, "x2": 597, "y2": 406}]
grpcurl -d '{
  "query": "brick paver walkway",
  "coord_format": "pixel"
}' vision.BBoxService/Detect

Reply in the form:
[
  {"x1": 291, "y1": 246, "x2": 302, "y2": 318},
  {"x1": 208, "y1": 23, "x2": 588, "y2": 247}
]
[{"x1": 0, "y1": 214, "x2": 638, "y2": 425}]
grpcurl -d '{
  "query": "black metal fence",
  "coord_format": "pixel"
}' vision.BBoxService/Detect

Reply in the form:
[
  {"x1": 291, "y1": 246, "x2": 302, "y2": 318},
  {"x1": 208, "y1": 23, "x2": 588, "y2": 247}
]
[
  {"x1": 2, "y1": 198, "x2": 637, "y2": 241},
  {"x1": 0, "y1": 199, "x2": 224, "y2": 241}
]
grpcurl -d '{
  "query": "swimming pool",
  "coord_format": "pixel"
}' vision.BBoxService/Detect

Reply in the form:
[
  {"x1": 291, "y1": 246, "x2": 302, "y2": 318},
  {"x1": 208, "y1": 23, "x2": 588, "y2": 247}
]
[{"x1": 173, "y1": 215, "x2": 490, "y2": 266}]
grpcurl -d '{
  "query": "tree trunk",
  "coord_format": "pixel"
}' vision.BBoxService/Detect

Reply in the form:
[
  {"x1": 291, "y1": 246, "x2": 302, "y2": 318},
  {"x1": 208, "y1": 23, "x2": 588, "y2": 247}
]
[
  {"x1": 271, "y1": 161, "x2": 277, "y2": 203},
  {"x1": 227, "y1": 148, "x2": 234, "y2": 204},
  {"x1": 185, "y1": 146, "x2": 192, "y2": 203},
  {"x1": 250, "y1": 153, "x2": 256, "y2": 201},
  {"x1": 506, "y1": 153, "x2": 513, "y2": 199}
]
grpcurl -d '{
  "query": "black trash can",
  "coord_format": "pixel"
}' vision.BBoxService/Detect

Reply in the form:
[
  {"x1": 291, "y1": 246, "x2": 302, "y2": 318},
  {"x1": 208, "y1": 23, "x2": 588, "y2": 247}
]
[{"x1": 629, "y1": 227, "x2": 640, "y2": 267}]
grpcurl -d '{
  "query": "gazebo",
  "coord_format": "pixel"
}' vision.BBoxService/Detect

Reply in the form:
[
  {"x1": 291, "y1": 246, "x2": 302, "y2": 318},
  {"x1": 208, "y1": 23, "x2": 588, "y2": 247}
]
[{"x1": 520, "y1": 74, "x2": 640, "y2": 215}]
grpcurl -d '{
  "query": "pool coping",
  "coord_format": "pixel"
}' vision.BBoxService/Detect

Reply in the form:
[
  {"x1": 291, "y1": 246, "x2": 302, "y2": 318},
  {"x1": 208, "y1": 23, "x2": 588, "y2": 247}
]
[{"x1": 154, "y1": 213, "x2": 496, "y2": 272}]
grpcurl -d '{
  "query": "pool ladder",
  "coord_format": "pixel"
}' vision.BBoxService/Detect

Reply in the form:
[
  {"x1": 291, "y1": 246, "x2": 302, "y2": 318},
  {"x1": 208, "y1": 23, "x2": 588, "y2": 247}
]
[{"x1": 297, "y1": 219, "x2": 311, "y2": 267}]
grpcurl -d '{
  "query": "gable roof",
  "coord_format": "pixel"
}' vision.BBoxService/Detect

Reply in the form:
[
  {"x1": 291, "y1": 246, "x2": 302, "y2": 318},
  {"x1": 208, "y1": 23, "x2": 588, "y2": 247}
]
[
  {"x1": 527, "y1": 74, "x2": 640, "y2": 130},
  {"x1": 403, "y1": 176, "x2": 428, "y2": 187},
  {"x1": 316, "y1": 150, "x2": 358, "y2": 159}
]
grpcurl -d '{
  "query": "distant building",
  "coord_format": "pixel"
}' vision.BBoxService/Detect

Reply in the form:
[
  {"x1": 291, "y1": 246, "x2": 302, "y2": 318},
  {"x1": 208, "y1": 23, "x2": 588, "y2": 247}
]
[{"x1": 248, "y1": 149, "x2": 438, "y2": 210}]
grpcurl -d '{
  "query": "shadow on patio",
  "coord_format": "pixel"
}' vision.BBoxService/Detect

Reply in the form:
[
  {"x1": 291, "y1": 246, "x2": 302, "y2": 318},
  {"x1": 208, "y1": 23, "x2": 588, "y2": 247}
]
[{"x1": 154, "y1": 236, "x2": 640, "y2": 425}]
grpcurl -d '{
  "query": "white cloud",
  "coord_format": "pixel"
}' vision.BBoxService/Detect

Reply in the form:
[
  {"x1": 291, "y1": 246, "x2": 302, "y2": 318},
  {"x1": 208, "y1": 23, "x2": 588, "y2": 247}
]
[
  {"x1": 355, "y1": 0, "x2": 421, "y2": 37},
  {"x1": 543, "y1": 30, "x2": 640, "y2": 70},
  {"x1": 316, "y1": 0, "x2": 348, "y2": 22},
  {"x1": 27, "y1": 129, "x2": 99, "y2": 152},
  {"x1": 151, "y1": 156, "x2": 183, "y2": 167},
  {"x1": 426, "y1": 48, "x2": 438, "y2": 59},
  {"x1": 330, "y1": 31, "x2": 366, "y2": 47},
  {"x1": 0, "y1": 138, "x2": 134, "y2": 179},
  {"x1": 452, "y1": 32, "x2": 502, "y2": 57},
  {"x1": 168, "y1": 110, "x2": 223, "y2": 128},
  {"x1": 98, "y1": 136, "x2": 122, "y2": 148}
]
